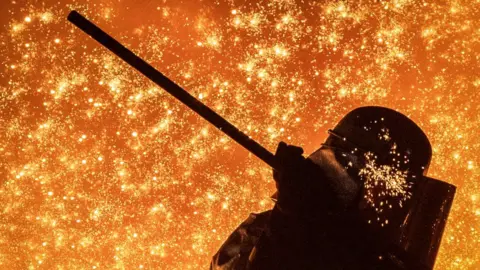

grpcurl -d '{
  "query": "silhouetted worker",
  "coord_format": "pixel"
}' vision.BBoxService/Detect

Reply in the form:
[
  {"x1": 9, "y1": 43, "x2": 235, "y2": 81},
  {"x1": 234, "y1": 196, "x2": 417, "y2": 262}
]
[{"x1": 211, "y1": 106, "x2": 455, "y2": 270}]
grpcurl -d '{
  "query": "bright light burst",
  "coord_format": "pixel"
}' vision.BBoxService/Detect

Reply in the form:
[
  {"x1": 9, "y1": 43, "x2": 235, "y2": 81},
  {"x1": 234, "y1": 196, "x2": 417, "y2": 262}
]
[
  {"x1": 0, "y1": 0, "x2": 479, "y2": 269},
  {"x1": 359, "y1": 151, "x2": 412, "y2": 227}
]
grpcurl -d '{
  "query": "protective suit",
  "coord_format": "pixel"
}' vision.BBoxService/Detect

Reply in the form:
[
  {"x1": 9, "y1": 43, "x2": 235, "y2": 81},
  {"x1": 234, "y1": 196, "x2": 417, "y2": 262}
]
[{"x1": 211, "y1": 106, "x2": 455, "y2": 270}]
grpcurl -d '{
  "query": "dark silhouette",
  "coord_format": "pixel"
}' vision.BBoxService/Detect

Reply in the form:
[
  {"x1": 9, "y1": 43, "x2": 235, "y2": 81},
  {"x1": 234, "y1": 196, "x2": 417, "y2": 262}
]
[{"x1": 211, "y1": 107, "x2": 455, "y2": 270}]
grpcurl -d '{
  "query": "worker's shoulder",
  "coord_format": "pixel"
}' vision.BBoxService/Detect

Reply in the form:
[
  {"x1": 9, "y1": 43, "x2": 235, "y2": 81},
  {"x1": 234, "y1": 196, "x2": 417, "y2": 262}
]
[
  {"x1": 226, "y1": 210, "x2": 271, "y2": 244},
  {"x1": 240, "y1": 210, "x2": 271, "y2": 233},
  {"x1": 210, "y1": 211, "x2": 271, "y2": 269}
]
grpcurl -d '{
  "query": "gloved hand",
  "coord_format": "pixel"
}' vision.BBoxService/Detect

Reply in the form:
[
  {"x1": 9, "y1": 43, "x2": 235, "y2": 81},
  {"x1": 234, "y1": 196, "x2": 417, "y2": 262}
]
[{"x1": 273, "y1": 142, "x2": 340, "y2": 219}]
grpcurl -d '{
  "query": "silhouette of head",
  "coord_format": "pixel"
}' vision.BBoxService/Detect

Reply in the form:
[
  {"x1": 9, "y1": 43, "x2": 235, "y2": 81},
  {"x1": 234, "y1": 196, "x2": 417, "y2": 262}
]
[
  {"x1": 320, "y1": 106, "x2": 431, "y2": 174},
  {"x1": 307, "y1": 106, "x2": 455, "y2": 269},
  {"x1": 308, "y1": 106, "x2": 431, "y2": 212}
]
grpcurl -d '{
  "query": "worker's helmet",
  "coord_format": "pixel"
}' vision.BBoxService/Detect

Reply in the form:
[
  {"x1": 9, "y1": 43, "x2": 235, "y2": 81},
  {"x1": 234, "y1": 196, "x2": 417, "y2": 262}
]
[{"x1": 308, "y1": 106, "x2": 456, "y2": 269}]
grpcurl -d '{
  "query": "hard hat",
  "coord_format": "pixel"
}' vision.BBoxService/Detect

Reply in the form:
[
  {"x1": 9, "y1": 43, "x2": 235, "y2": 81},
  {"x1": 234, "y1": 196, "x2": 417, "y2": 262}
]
[{"x1": 308, "y1": 106, "x2": 456, "y2": 269}]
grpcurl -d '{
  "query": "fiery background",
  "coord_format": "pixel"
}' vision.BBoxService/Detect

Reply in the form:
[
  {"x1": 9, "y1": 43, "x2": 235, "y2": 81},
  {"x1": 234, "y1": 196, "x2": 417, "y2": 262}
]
[{"x1": 0, "y1": 0, "x2": 479, "y2": 269}]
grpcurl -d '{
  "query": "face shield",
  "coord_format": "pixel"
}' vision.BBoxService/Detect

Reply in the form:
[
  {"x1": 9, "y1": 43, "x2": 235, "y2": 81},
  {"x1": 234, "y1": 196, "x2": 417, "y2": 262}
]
[{"x1": 306, "y1": 130, "x2": 456, "y2": 269}]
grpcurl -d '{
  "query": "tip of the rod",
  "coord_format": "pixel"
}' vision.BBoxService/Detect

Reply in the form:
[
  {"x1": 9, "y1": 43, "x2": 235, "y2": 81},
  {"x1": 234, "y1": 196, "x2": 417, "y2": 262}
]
[{"x1": 67, "y1": 10, "x2": 81, "y2": 22}]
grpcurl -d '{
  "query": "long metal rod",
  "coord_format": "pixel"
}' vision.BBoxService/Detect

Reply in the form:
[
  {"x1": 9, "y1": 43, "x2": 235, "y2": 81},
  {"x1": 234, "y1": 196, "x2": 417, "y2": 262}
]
[{"x1": 67, "y1": 10, "x2": 281, "y2": 171}]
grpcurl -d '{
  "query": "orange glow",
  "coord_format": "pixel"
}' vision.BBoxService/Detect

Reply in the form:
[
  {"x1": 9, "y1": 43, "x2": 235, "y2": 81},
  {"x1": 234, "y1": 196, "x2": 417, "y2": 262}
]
[{"x1": 0, "y1": 1, "x2": 479, "y2": 269}]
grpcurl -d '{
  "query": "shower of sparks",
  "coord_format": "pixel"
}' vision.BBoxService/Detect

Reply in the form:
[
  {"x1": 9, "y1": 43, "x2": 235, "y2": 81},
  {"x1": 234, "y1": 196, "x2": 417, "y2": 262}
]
[
  {"x1": 359, "y1": 151, "x2": 412, "y2": 226},
  {"x1": 0, "y1": 0, "x2": 479, "y2": 269}
]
